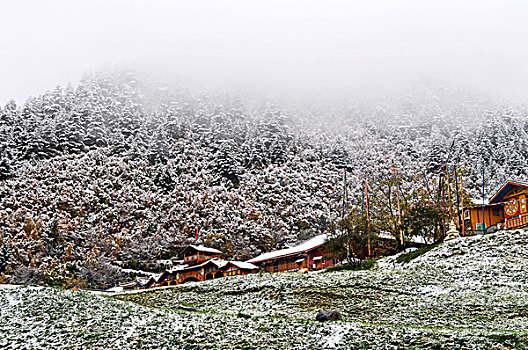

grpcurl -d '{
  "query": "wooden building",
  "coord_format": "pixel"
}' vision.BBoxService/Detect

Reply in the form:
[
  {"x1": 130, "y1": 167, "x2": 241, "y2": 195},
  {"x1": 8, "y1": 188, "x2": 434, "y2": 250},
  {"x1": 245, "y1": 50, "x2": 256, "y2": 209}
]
[
  {"x1": 465, "y1": 181, "x2": 528, "y2": 232},
  {"x1": 464, "y1": 202, "x2": 504, "y2": 232},
  {"x1": 219, "y1": 261, "x2": 259, "y2": 277},
  {"x1": 181, "y1": 245, "x2": 222, "y2": 265},
  {"x1": 146, "y1": 258, "x2": 259, "y2": 288},
  {"x1": 247, "y1": 234, "x2": 337, "y2": 272}
]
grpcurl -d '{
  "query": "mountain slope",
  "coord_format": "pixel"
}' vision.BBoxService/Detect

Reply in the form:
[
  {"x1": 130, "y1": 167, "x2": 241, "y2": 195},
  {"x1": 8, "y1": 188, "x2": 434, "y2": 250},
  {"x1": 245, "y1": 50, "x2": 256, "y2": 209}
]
[
  {"x1": 1, "y1": 69, "x2": 528, "y2": 286},
  {"x1": 2, "y1": 229, "x2": 528, "y2": 349}
]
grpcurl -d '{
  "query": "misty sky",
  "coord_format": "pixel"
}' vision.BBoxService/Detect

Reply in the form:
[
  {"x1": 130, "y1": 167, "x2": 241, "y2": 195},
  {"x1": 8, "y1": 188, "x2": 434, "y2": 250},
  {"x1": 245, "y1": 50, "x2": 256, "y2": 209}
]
[{"x1": 1, "y1": 0, "x2": 527, "y2": 105}]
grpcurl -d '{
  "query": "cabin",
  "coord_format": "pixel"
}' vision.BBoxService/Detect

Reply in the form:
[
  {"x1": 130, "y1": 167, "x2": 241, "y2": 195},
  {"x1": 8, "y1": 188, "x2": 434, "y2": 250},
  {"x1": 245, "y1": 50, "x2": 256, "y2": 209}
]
[
  {"x1": 202, "y1": 259, "x2": 229, "y2": 280},
  {"x1": 146, "y1": 259, "x2": 259, "y2": 287},
  {"x1": 219, "y1": 261, "x2": 259, "y2": 277},
  {"x1": 465, "y1": 181, "x2": 528, "y2": 232},
  {"x1": 181, "y1": 245, "x2": 222, "y2": 265},
  {"x1": 122, "y1": 239, "x2": 339, "y2": 290},
  {"x1": 464, "y1": 201, "x2": 504, "y2": 232},
  {"x1": 247, "y1": 234, "x2": 337, "y2": 272}
]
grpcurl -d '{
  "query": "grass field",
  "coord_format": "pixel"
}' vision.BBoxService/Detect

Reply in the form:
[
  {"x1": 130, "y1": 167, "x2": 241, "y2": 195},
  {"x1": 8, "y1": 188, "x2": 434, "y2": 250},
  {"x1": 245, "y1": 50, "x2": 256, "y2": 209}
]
[{"x1": 2, "y1": 230, "x2": 528, "y2": 349}]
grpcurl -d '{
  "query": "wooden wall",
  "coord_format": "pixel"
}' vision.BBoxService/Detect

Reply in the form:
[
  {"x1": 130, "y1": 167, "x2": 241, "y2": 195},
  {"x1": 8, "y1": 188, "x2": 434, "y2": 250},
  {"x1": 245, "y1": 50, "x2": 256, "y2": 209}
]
[{"x1": 467, "y1": 205, "x2": 503, "y2": 231}]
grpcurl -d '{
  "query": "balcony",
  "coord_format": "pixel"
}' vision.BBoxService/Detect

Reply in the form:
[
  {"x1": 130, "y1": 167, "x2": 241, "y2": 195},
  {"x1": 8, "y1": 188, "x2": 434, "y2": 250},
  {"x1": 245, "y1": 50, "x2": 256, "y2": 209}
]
[{"x1": 184, "y1": 254, "x2": 218, "y2": 263}]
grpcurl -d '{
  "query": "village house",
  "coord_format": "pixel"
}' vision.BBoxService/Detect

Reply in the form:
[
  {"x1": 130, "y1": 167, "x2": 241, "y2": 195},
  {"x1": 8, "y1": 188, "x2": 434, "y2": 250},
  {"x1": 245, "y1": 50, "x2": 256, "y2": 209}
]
[
  {"x1": 146, "y1": 258, "x2": 259, "y2": 288},
  {"x1": 141, "y1": 243, "x2": 260, "y2": 288},
  {"x1": 180, "y1": 245, "x2": 222, "y2": 265},
  {"x1": 247, "y1": 234, "x2": 337, "y2": 272},
  {"x1": 126, "y1": 236, "x2": 338, "y2": 291},
  {"x1": 219, "y1": 261, "x2": 259, "y2": 276},
  {"x1": 465, "y1": 180, "x2": 528, "y2": 233}
]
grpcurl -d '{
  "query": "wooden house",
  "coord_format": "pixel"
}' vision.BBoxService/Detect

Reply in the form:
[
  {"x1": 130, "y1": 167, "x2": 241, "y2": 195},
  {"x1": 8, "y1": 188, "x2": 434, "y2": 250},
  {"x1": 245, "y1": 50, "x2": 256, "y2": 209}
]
[
  {"x1": 181, "y1": 245, "x2": 222, "y2": 265},
  {"x1": 149, "y1": 259, "x2": 259, "y2": 287},
  {"x1": 247, "y1": 234, "x2": 337, "y2": 272},
  {"x1": 464, "y1": 201, "x2": 504, "y2": 232},
  {"x1": 465, "y1": 181, "x2": 528, "y2": 232},
  {"x1": 219, "y1": 261, "x2": 259, "y2": 277}
]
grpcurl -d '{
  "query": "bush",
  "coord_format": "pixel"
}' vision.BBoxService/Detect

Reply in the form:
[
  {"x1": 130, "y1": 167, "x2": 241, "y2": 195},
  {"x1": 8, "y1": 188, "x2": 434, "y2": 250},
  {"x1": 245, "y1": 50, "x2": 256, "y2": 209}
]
[{"x1": 396, "y1": 243, "x2": 441, "y2": 263}]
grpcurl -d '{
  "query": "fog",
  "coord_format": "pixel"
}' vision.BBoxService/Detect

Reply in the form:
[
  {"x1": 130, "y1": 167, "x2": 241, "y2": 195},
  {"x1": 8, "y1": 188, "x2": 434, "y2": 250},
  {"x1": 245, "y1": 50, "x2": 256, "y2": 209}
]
[{"x1": 1, "y1": 0, "x2": 527, "y2": 105}]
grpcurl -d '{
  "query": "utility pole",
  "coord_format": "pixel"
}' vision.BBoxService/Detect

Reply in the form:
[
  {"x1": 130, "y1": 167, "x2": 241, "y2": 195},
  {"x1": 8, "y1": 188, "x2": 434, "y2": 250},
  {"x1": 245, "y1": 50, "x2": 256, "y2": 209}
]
[
  {"x1": 365, "y1": 174, "x2": 371, "y2": 257},
  {"x1": 440, "y1": 175, "x2": 447, "y2": 239},
  {"x1": 392, "y1": 167, "x2": 403, "y2": 246},
  {"x1": 343, "y1": 168, "x2": 350, "y2": 262},
  {"x1": 454, "y1": 165, "x2": 462, "y2": 231},
  {"x1": 482, "y1": 161, "x2": 486, "y2": 232},
  {"x1": 343, "y1": 168, "x2": 348, "y2": 217},
  {"x1": 441, "y1": 140, "x2": 456, "y2": 238},
  {"x1": 445, "y1": 163, "x2": 453, "y2": 221},
  {"x1": 460, "y1": 169, "x2": 465, "y2": 236}
]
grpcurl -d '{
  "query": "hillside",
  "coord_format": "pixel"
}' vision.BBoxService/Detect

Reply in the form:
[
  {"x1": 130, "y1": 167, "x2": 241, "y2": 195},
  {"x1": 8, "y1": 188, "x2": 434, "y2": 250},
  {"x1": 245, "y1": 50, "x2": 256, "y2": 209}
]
[
  {"x1": 2, "y1": 230, "x2": 528, "y2": 349},
  {"x1": 2, "y1": 69, "x2": 528, "y2": 287}
]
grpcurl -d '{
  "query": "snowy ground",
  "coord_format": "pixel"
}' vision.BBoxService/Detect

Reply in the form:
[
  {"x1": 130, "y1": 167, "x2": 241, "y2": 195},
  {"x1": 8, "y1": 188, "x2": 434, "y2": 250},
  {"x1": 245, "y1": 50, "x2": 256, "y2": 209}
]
[{"x1": 2, "y1": 230, "x2": 528, "y2": 349}]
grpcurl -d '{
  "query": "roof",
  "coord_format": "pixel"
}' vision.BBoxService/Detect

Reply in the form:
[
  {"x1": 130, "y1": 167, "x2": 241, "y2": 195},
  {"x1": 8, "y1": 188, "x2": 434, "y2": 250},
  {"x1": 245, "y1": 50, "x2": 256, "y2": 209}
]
[
  {"x1": 378, "y1": 232, "x2": 427, "y2": 245},
  {"x1": 193, "y1": 259, "x2": 228, "y2": 270},
  {"x1": 162, "y1": 259, "x2": 227, "y2": 277},
  {"x1": 118, "y1": 280, "x2": 138, "y2": 288},
  {"x1": 488, "y1": 181, "x2": 528, "y2": 204},
  {"x1": 182, "y1": 245, "x2": 223, "y2": 255},
  {"x1": 221, "y1": 261, "x2": 258, "y2": 270},
  {"x1": 247, "y1": 234, "x2": 328, "y2": 264},
  {"x1": 470, "y1": 198, "x2": 489, "y2": 206},
  {"x1": 151, "y1": 273, "x2": 162, "y2": 284},
  {"x1": 137, "y1": 277, "x2": 152, "y2": 285},
  {"x1": 155, "y1": 259, "x2": 236, "y2": 283},
  {"x1": 167, "y1": 265, "x2": 188, "y2": 273}
]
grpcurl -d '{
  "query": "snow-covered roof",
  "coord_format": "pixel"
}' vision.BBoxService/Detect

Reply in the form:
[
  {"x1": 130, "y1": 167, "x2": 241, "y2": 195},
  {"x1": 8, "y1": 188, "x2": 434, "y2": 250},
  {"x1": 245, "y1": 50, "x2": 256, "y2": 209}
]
[
  {"x1": 167, "y1": 265, "x2": 188, "y2": 273},
  {"x1": 196, "y1": 259, "x2": 228, "y2": 269},
  {"x1": 247, "y1": 234, "x2": 328, "y2": 264},
  {"x1": 156, "y1": 259, "x2": 173, "y2": 265},
  {"x1": 118, "y1": 280, "x2": 138, "y2": 288},
  {"x1": 378, "y1": 232, "x2": 427, "y2": 245},
  {"x1": 185, "y1": 245, "x2": 223, "y2": 254},
  {"x1": 222, "y1": 261, "x2": 258, "y2": 270},
  {"x1": 470, "y1": 198, "x2": 489, "y2": 206},
  {"x1": 151, "y1": 273, "x2": 162, "y2": 283},
  {"x1": 166, "y1": 259, "x2": 227, "y2": 274},
  {"x1": 137, "y1": 277, "x2": 151, "y2": 285}
]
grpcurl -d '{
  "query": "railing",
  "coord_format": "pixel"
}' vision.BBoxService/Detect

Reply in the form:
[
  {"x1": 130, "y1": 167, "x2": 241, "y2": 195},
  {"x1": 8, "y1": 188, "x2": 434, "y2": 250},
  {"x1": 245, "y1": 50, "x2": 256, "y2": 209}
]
[
  {"x1": 184, "y1": 254, "x2": 217, "y2": 262},
  {"x1": 264, "y1": 261, "x2": 305, "y2": 273},
  {"x1": 184, "y1": 255, "x2": 197, "y2": 262}
]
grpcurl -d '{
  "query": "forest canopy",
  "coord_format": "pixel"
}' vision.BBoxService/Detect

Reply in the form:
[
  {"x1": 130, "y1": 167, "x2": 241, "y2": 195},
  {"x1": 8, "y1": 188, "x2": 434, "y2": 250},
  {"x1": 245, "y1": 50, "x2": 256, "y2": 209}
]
[{"x1": 1, "y1": 69, "x2": 526, "y2": 287}]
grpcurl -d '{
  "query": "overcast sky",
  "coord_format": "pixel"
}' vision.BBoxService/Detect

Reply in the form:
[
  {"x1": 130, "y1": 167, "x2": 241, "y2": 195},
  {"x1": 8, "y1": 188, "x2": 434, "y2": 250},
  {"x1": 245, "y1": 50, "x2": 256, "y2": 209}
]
[{"x1": 1, "y1": 0, "x2": 527, "y2": 105}]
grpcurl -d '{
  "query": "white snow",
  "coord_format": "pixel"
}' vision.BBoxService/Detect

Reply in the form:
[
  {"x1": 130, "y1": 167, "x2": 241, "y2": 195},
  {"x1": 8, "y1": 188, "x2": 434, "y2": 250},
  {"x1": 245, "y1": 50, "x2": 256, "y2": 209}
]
[
  {"x1": 247, "y1": 234, "x2": 328, "y2": 263},
  {"x1": 224, "y1": 261, "x2": 258, "y2": 270},
  {"x1": 187, "y1": 245, "x2": 223, "y2": 254}
]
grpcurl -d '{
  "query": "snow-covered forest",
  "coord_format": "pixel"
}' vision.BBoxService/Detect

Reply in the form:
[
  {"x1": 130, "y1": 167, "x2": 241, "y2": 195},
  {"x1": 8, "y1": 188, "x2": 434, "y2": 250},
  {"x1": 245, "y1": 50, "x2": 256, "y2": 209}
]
[{"x1": 1, "y1": 69, "x2": 527, "y2": 287}]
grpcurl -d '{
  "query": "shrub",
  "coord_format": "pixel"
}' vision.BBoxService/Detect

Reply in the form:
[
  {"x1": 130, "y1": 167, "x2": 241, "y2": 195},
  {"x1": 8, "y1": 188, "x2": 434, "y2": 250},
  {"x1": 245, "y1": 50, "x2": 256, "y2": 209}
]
[{"x1": 396, "y1": 243, "x2": 441, "y2": 263}]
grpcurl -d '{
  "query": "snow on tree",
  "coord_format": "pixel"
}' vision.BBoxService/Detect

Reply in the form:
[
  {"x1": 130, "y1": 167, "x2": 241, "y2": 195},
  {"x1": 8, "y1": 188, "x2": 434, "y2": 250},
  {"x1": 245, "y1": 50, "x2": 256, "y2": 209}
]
[{"x1": 1, "y1": 69, "x2": 526, "y2": 287}]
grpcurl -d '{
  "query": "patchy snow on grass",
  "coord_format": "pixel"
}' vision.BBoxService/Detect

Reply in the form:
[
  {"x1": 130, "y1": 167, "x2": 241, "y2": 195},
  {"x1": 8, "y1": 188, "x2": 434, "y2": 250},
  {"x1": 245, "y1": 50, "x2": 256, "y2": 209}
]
[{"x1": 3, "y1": 229, "x2": 528, "y2": 349}]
